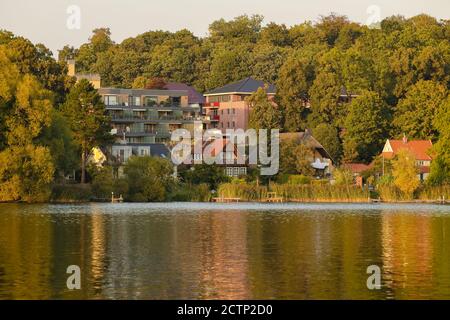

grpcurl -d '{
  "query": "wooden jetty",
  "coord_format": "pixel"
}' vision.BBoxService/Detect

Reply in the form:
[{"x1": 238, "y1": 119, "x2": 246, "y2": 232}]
[
  {"x1": 262, "y1": 192, "x2": 284, "y2": 203},
  {"x1": 212, "y1": 197, "x2": 241, "y2": 203}
]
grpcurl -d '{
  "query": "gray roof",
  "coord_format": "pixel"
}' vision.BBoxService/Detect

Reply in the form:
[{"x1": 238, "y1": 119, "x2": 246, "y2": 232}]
[
  {"x1": 164, "y1": 82, "x2": 205, "y2": 104},
  {"x1": 205, "y1": 77, "x2": 276, "y2": 95},
  {"x1": 112, "y1": 143, "x2": 170, "y2": 158}
]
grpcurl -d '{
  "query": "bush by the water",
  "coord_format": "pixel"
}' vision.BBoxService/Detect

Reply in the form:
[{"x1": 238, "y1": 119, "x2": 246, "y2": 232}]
[
  {"x1": 167, "y1": 183, "x2": 211, "y2": 202},
  {"x1": 50, "y1": 184, "x2": 92, "y2": 202}
]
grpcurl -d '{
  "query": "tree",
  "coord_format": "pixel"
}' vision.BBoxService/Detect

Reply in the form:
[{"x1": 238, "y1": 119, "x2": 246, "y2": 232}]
[
  {"x1": 208, "y1": 15, "x2": 263, "y2": 44},
  {"x1": 38, "y1": 111, "x2": 79, "y2": 179},
  {"x1": 180, "y1": 164, "x2": 230, "y2": 190},
  {"x1": 392, "y1": 149, "x2": 420, "y2": 198},
  {"x1": 316, "y1": 13, "x2": 351, "y2": 46},
  {"x1": 394, "y1": 80, "x2": 447, "y2": 140},
  {"x1": 313, "y1": 123, "x2": 342, "y2": 163},
  {"x1": 279, "y1": 138, "x2": 315, "y2": 176},
  {"x1": 247, "y1": 87, "x2": 281, "y2": 130},
  {"x1": 124, "y1": 156, "x2": 173, "y2": 202},
  {"x1": 343, "y1": 91, "x2": 390, "y2": 163},
  {"x1": 0, "y1": 48, "x2": 56, "y2": 202},
  {"x1": 428, "y1": 96, "x2": 450, "y2": 185},
  {"x1": 277, "y1": 48, "x2": 319, "y2": 131},
  {"x1": 62, "y1": 79, "x2": 112, "y2": 183},
  {"x1": 0, "y1": 145, "x2": 54, "y2": 203}
]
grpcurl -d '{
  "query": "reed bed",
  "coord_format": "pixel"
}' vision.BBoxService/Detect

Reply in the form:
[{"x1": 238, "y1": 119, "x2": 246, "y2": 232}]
[{"x1": 218, "y1": 182, "x2": 369, "y2": 202}]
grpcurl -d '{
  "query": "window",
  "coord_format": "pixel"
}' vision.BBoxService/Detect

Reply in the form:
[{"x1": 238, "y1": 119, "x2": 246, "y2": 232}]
[
  {"x1": 227, "y1": 109, "x2": 230, "y2": 114},
  {"x1": 209, "y1": 95, "x2": 231, "y2": 103},
  {"x1": 232, "y1": 121, "x2": 235, "y2": 128},
  {"x1": 227, "y1": 122, "x2": 230, "y2": 128},
  {"x1": 131, "y1": 96, "x2": 141, "y2": 106},
  {"x1": 104, "y1": 95, "x2": 118, "y2": 106},
  {"x1": 171, "y1": 97, "x2": 181, "y2": 106},
  {"x1": 232, "y1": 108, "x2": 235, "y2": 114}
]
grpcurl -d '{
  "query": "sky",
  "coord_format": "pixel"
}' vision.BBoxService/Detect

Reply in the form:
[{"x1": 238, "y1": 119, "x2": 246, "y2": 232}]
[{"x1": 0, "y1": 0, "x2": 448, "y2": 57}]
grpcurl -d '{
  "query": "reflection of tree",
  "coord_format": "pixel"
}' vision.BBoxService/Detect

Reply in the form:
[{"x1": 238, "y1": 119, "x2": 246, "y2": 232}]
[
  {"x1": 0, "y1": 204, "x2": 53, "y2": 299},
  {"x1": 381, "y1": 212, "x2": 434, "y2": 299}
]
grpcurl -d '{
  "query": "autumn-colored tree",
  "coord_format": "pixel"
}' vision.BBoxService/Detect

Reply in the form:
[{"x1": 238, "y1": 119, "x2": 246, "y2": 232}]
[{"x1": 392, "y1": 149, "x2": 420, "y2": 198}]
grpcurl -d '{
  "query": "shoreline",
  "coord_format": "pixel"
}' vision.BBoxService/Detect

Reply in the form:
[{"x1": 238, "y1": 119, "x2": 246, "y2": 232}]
[{"x1": 3, "y1": 199, "x2": 448, "y2": 205}]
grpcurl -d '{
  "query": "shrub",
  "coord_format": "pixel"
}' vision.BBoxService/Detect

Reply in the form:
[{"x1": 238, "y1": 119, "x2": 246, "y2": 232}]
[{"x1": 50, "y1": 184, "x2": 92, "y2": 202}]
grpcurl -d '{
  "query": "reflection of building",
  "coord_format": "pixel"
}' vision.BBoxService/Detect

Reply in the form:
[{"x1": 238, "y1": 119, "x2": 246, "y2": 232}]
[
  {"x1": 381, "y1": 136, "x2": 433, "y2": 181},
  {"x1": 203, "y1": 77, "x2": 276, "y2": 132}
]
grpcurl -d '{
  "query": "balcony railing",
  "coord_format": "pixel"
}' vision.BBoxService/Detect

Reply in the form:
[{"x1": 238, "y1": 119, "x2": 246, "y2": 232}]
[
  {"x1": 110, "y1": 115, "x2": 208, "y2": 122},
  {"x1": 114, "y1": 129, "x2": 171, "y2": 136}
]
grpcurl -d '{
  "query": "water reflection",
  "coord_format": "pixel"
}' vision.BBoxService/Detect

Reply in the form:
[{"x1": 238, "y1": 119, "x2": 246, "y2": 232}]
[{"x1": 0, "y1": 203, "x2": 450, "y2": 299}]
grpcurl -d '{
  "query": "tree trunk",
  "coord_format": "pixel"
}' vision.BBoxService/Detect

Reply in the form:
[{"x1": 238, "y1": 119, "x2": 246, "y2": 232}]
[{"x1": 81, "y1": 142, "x2": 86, "y2": 184}]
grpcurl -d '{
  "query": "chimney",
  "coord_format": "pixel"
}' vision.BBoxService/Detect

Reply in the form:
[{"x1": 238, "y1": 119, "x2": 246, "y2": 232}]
[
  {"x1": 402, "y1": 133, "x2": 408, "y2": 144},
  {"x1": 67, "y1": 59, "x2": 76, "y2": 77}
]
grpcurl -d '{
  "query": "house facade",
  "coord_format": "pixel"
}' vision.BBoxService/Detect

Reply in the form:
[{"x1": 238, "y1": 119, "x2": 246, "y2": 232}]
[
  {"x1": 381, "y1": 137, "x2": 433, "y2": 181},
  {"x1": 203, "y1": 77, "x2": 276, "y2": 133},
  {"x1": 98, "y1": 87, "x2": 206, "y2": 164}
]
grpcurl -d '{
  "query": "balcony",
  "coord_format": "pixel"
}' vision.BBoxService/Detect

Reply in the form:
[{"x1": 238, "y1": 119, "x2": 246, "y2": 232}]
[
  {"x1": 203, "y1": 102, "x2": 220, "y2": 108},
  {"x1": 110, "y1": 115, "x2": 208, "y2": 122},
  {"x1": 114, "y1": 129, "x2": 171, "y2": 137}
]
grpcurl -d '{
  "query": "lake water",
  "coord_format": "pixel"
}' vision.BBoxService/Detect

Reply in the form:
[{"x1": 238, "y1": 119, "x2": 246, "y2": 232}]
[{"x1": 0, "y1": 202, "x2": 450, "y2": 300}]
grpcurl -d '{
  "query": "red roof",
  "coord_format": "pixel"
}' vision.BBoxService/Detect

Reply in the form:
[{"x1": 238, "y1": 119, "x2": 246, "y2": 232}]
[
  {"x1": 382, "y1": 140, "x2": 432, "y2": 161},
  {"x1": 343, "y1": 163, "x2": 372, "y2": 174}
]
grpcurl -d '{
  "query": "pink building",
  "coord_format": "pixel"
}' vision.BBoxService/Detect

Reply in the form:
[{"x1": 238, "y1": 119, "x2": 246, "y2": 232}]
[{"x1": 203, "y1": 77, "x2": 276, "y2": 133}]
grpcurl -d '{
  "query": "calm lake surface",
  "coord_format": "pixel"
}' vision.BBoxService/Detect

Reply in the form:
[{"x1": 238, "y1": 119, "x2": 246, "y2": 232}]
[{"x1": 0, "y1": 202, "x2": 450, "y2": 300}]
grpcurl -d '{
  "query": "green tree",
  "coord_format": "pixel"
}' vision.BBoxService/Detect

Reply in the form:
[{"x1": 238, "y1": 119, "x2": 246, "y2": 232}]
[
  {"x1": 180, "y1": 164, "x2": 230, "y2": 190},
  {"x1": 394, "y1": 80, "x2": 447, "y2": 140},
  {"x1": 313, "y1": 123, "x2": 342, "y2": 163},
  {"x1": 343, "y1": 91, "x2": 390, "y2": 163},
  {"x1": 277, "y1": 47, "x2": 319, "y2": 131},
  {"x1": 247, "y1": 87, "x2": 281, "y2": 130},
  {"x1": 428, "y1": 96, "x2": 450, "y2": 185},
  {"x1": 279, "y1": 138, "x2": 315, "y2": 176},
  {"x1": 124, "y1": 156, "x2": 173, "y2": 202},
  {"x1": 62, "y1": 79, "x2": 112, "y2": 183}
]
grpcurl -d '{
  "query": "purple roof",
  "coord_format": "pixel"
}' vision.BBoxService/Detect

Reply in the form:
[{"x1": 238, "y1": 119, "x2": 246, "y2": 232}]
[{"x1": 164, "y1": 82, "x2": 205, "y2": 105}]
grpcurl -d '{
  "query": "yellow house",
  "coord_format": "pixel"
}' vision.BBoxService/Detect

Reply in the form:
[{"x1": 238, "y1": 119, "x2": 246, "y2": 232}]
[{"x1": 67, "y1": 60, "x2": 101, "y2": 89}]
